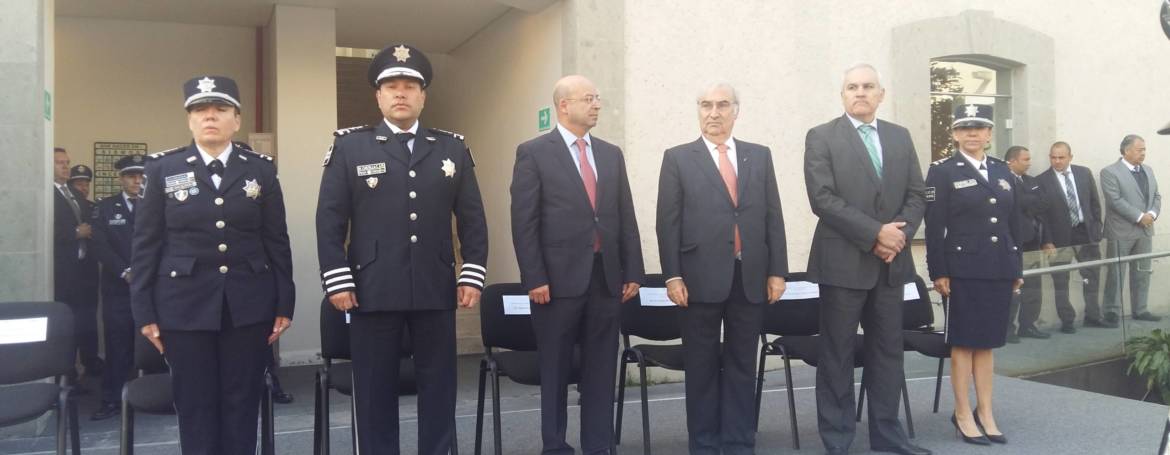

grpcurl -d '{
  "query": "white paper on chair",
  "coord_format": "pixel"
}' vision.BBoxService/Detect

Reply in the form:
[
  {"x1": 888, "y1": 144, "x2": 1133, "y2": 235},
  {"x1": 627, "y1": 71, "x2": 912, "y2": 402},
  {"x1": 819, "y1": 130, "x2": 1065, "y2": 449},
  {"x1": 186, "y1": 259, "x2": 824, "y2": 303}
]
[
  {"x1": 0, "y1": 317, "x2": 48, "y2": 344},
  {"x1": 903, "y1": 283, "x2": 920, "y2": 301},
  {"x1": 639, "y1": 287, "x2": 673, "y2": 306},
  {"x1": 502, "y1": 295, "x2": 532, "y2": 315},
  {"x1": 780, "y1": 281, "x2": 819, "y2": 300}
]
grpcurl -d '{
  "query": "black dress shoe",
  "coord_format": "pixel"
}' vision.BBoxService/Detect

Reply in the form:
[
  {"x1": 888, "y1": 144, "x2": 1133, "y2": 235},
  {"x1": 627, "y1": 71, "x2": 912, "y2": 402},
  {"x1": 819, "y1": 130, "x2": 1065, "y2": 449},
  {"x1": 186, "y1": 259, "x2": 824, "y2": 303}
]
[
  {"x1": 273, "y1": 391, "x2": 294, "y2": 404},
  {"x1": 1060, "y1": 323, "x2": 1077, "y2": 334},
  {"x1": 1017, "y1": 326, "x2": 1051, "y2": 339},
  {"x1": 950, "y1": 414, "x2": 991, "y2": 446},
  {"x1": 973, "y1": 408, "x2": 1006, "y2": 444},
  {"x1": 1084, "y1": 318, "x2": 1118, "y2": 328},
  {"x1": 90, "y1": 401, "x2": 120, "y2": 421},
  {"x1": 872, "y1": 442, "x2": 933, "y2": 455},
  {"x1": 1134, "y1": 312, "x2": 1163, "y2": 322}
]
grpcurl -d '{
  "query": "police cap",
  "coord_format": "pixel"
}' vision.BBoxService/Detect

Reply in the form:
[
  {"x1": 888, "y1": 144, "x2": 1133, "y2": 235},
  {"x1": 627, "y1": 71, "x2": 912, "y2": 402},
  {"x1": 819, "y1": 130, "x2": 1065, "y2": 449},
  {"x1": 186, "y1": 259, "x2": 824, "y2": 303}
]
[
  {"x1": 952, "y1": 103, "x2": 994, "y2": 129},
  {"x1": 68, "y1": 164, "x2": 93, "y2": 182},
  {"x1": 183, "y1": 76, "x2": 242, "y2": 110},
  {"x1": 116, "y1": 154, "x2": 146, "y2": 175},
  {"x1": 368, "y1": 44, "x2": 433, "y2": 88}
]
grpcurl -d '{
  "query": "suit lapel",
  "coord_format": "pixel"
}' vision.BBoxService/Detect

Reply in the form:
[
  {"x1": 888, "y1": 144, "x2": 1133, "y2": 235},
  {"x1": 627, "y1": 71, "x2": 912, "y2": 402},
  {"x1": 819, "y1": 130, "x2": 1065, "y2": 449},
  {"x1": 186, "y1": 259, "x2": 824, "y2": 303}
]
[
  {"x1": 218, "y1": 151, "x2": 248, "y2": 194},
  {"x1": 838, "y1": 116, "x2": 881, "y2": 188},
  {"x1": 734, "y1": 139, "x2": 750, "y2": 206},
  {"x1": 548, "y1": 132, "x2": 594, "y2": 210},
  {"x1": 1074, "y1": 166, "x2": 1093, "y2": 214},
  {"x1": 691, "y1": 139, "x2": 735, "y2": 207},
  {"x1": 1142, "y1": 164, "x2": 1156, "y2": 207},
  {"x1": 374, "y1": 122, "x2": 410, "y2": 167},
  {"x1": 408, "y1": 125, "x2": 434, "y2": 169}
]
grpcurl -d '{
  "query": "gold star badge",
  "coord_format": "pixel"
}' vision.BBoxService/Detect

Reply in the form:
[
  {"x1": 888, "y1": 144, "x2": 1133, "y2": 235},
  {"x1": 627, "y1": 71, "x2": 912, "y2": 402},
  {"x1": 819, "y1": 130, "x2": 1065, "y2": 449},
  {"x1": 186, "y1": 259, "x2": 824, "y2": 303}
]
[
  {"x1": 393, "y1": 45, "x2": 411, "y2": 62},
  {"x1": 243, "y1": 179, "x2": 261, "y2": 200}
]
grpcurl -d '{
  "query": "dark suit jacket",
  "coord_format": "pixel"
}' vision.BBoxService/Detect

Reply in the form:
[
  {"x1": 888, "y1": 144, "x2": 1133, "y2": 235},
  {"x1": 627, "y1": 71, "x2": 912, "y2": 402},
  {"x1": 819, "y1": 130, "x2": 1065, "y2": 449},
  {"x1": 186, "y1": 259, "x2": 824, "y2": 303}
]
[
  {"x1": 53, "y1": 185, "x2": 96, "y2": 302},
  {"x1": 510, "y1": 130, "x2": 645, "y2": 298},
  {"x1": 656, "y1": 137, "x2": 787, "y2": 303},
  {"x1": 1014, "y1": 173, "x2": 1051, "y2": 248},
  {"x1": 804, "y1": 115, "x2": 926, "y2": 290},
  {"x1": 92, "y1": 194, "x2": 135, "y2": 298},
  {"x1": 1036, "y1": 164, "x2": 1102, "y2": 246}
]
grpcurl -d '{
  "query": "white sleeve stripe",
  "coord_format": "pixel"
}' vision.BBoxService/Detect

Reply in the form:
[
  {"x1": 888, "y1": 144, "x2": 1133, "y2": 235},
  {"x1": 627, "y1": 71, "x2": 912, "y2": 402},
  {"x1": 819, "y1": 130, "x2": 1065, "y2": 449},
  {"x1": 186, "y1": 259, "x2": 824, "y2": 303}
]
[
  {"x1": 459, "y1": 271, "x2": 485, "y2": 280},
  {"x1": 322, "y1": 267, "x2": 352, "y2": 278},
  {"x1": 326, "y1": 283, "x2": 356, "y2": 293},
  {"x1": 461, "y1": 263, "x2": 486, "y2": 273},
  {"x1": 457, "y1": 277, "x2": 484, "y2": 287},
  {"x1": 324, "y1": 275, "x2": 354, "y2": 285}
]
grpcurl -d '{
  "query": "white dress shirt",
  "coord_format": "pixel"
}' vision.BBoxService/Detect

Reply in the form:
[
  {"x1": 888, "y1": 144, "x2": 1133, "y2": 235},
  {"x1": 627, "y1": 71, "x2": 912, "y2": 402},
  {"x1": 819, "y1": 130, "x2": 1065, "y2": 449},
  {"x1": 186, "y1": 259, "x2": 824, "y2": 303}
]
[
  {"x1": 384, "y1": 118, "x2": 419, "y2": 152},
  {"x1": 1054, "y1": 166, "x2": 1085, "y2": 223},
  {"x1": 556, "y1": 122, "x2": 597, "y2": 179},
  {"x1": 958, "y1": 151, "x2": 989, "y2": 181},
  {"x1": 701, "y1": 135, "x2": 738, "y2": 175},
  {"x1": 846, "y1": 113, "x2": 883, "y2": 167},
  {"x1": 196, "y1": 143, "x2": 234, "y2": 189}
]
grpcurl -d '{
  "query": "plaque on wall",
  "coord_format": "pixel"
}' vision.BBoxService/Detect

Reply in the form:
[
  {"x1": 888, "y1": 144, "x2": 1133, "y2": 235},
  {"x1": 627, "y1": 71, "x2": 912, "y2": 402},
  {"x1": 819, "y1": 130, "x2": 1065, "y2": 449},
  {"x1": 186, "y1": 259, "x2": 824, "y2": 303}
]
[{"x1": 93, "y1": 142, "x2": 147, "y2": 200}]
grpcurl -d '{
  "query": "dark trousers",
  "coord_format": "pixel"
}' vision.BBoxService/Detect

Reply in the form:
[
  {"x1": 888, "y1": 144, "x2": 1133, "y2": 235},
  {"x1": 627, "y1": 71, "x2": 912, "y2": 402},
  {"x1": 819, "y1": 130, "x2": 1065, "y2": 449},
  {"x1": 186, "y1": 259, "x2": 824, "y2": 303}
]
[
  {"x1": 816, "y1": 265, "x2": 909, "y2": 452},
  {"x1": 58, "y1": 273, "x2": 101, "y2": 372},
  {"x1": 163, "y1": 322, "x2": 269, "y2": 455},
  {"x1": 1008, "y1": 246, "x2": 1043, "y2": 333},
  {"x1": 349, "y1": 309, "x2": 456, "y2": 455},
  {"x1": 531, "y1": 255, "x2": 619, "y2": 455},
  {"x1": 100, "y1": 293, "x2": 135, "y2": 404},
  {"x1": 681, "y1": 261, "x2": 761, "y2": 455},
  {"x1": 1051, "y1": 225, "x2": 1102, "y2": 324},
  {"x1": 265, "y1": 345, "x2": 285, "y2": 394}
]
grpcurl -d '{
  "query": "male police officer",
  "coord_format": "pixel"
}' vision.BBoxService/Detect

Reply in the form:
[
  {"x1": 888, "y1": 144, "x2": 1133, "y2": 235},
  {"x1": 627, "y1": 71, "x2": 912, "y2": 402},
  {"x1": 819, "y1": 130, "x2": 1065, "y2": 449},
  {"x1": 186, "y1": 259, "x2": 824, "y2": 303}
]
[
  {"x1": 131, "y1": 76, "x2": 294, "y2": 455},
  {"x1": 70, "y1": 162, "x2": 103, "y2": 377},
  {"x1": 316, "y1": 44, "x2": 488, "y2": 454},
  {"x1": 90, "y1": 154, "x2": 145, "y2": 420},
  {"x1": 69, "y1": 164, "x2": 94, "y2": 200}
]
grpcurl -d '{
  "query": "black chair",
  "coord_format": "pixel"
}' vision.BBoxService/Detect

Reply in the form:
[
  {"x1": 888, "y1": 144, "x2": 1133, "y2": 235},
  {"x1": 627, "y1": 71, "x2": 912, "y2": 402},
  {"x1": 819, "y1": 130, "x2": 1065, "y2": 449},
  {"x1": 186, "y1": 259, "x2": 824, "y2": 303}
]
[
  {"x1": 313, "y1": 297, "x2": 418, "y2": 455},
  {"x1": 120, "y1": 328, "x2": 278, "y2": 455},
  {"x1": 899, "y1": 278, "x2": 950, "y2": 413},
  {"x1": 753, "y1": 272, "x2": 820, "y2": 449},
  {"x1": 475, "y1": 283, "x2": 580, "y2": 455},
  {"x1": 0, "y1": 301, "x2": 79, "y2": 455},
  {"x1": 614, "y1": 274, "x2": 676, "y2": 455}
]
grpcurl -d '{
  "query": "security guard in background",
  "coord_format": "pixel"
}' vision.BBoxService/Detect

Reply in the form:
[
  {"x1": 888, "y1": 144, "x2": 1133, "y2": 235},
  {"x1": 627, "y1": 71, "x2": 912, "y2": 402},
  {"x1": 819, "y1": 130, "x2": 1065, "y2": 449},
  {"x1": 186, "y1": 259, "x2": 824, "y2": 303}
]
[
  {"x1": 90, "y1": 155, "x2": 145, "y2": 420},
  {"x1": 53, "y1": 150, "x2": 103, "y2": 381},
  {"x1": 316, "y1": 43, "x2": 488, "y2": 455},
  {"x1": 130, "y1": 76, "x2": 295, "y2": 455},
  {"x1": 69, "y1": 164, "x2": 94, "y2": 200},
  {"x1": 70, "y1": 163, "x2": 103, "y2": 377}
]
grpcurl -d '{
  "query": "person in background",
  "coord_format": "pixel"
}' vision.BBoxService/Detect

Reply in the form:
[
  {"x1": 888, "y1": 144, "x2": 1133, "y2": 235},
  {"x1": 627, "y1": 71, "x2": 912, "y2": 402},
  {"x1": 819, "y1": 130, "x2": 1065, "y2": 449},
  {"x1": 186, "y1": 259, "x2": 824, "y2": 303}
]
[
  {"x1": 1003, "y1": 146, "x2": 1051, "y2": 342},
  {"x1": 1100, "y1": 134, "x2": 1162, "y2": 323},
  {"x1": 54, "y1": 148, "x2": 103, "y2": 384}
]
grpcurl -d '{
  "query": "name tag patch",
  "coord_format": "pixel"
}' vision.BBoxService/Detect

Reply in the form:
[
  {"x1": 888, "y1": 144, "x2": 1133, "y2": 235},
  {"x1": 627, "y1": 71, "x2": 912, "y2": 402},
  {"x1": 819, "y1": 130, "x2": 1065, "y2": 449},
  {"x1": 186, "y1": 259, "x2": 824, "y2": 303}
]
[
  {"x1": 108, "y1": 219, "x2": 127, "y2": 225},
  {"x1": 925, "y1": 187, "x2": 936, "y2": 202},
  {"x1": 164, "y1": 172, "x2": 197, "y2": 193},
  {"x1": 953, "y1": 179, "x2": 978, "y2": 189},
  {"x1": 356, "y1": 163, "x2": 387, "y2": 177}
]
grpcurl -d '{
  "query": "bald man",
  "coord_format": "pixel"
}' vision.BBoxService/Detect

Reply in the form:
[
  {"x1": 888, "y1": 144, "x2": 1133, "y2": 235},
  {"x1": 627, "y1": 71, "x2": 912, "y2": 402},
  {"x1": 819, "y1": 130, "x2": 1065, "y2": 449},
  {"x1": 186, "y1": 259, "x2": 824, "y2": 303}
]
[{"x1": 510, "y1": 75, "x2": 645, "y2": 455}]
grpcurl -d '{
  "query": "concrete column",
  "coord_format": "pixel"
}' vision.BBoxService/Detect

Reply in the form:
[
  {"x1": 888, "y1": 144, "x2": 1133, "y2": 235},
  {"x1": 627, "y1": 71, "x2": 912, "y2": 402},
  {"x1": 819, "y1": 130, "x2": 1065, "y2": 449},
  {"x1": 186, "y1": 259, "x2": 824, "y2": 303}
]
[
  {"x1": 562, "y1": 0, "x2": 626, "y2": 148},
  {"x1": 0, "y1": 0, "x2": 53, "y2": 302},
  {"x1": 270, "y1": 4, "x2": 337, "y2": 364}
]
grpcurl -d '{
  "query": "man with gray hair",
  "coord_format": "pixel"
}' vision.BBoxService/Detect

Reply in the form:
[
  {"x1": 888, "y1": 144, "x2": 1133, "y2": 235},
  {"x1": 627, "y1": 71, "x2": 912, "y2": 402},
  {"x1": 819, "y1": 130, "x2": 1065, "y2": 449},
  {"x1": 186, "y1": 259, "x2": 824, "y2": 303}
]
[
  {"x1": 804, "y1": 64, "x2": 929, "y2": 455},
  {"x1": 657, "y1": 82, "x2": 787, "y2": 454},
  {"x1": 1101, "y1": 134, "x2": 1162, "y2": 322}
]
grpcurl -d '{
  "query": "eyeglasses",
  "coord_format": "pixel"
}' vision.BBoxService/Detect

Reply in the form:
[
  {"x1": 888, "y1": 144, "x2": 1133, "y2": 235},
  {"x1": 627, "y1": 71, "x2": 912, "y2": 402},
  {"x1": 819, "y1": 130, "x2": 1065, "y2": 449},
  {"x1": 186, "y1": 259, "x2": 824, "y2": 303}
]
[
  {"x1": 566, "y1": 94, "x2": 602, "y2": 105},
  {"x1": 699, "y1": 100, "x2": 736, "y2": 112}
]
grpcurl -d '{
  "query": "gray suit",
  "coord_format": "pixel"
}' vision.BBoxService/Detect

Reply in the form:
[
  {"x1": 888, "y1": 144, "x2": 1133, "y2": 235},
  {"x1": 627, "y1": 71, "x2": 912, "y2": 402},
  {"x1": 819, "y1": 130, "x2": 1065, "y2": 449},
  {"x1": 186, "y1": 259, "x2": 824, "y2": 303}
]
[
  {"x1": 656, "y1": 137, "x2": 786, "y2": 454},
  {"x1": 1101, "y1": 159, "x2": 1161, "y2": 317},
  {"x1": 804, "y1": 115, "x2": 925, "y2": 452}
]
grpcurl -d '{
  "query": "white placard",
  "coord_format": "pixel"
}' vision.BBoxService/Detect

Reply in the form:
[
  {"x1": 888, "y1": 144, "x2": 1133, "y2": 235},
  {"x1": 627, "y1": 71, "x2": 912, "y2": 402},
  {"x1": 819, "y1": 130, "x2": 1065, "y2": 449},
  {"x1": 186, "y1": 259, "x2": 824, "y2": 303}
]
[
  {"x1": 502, "y1": 295, "x2": 531, "y2": 315},
  {"x1": 0, "y1": 317, "x2": 48, "y2": 344},
  {"x1": 639, "y1": 287, "x2": 674, "y2": 306},
  {"x1": 903, "y1": 283, "x2": 920, "y2": 301},
  {"x1": 780, "y1": 281, "x2": 820, "y2": 300}
]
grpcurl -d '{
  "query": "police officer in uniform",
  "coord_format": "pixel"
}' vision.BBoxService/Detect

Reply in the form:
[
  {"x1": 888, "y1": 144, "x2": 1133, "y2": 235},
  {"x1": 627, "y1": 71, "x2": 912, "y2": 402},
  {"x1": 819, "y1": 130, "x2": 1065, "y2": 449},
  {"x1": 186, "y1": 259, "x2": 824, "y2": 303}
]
[
  {"x1": 316, "y1": 43, "x2": 488, "y2": 455},
  {"x1": 69, "y1": 164, "x2": 94, "y2": 200},
  {"x1": 130, "y1": 76, "x2": 295, "y2": 455},
  {"x1": 70, "y1": 163, "x2": 104, "y2": 377},
  {"x1": 53, "y1": 149, "x2": 103, "y2": 381},
  {"x1": 925, "y1": 104, "x2": 1023, "y2": 446},
  {"x1": 90, "y1": 155, "x2": 145, "y2": 420}
]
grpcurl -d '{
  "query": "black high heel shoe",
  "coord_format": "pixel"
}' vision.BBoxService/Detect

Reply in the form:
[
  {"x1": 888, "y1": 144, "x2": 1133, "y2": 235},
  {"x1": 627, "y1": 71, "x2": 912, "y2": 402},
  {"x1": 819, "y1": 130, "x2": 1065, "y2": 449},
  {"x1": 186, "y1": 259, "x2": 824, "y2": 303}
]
[
  {"x1": 951, "y1": 414, "x2": 991, "y2": 445},
  {"x1": 973, "y1": 409, "x2": 1007, "y2": 444}
]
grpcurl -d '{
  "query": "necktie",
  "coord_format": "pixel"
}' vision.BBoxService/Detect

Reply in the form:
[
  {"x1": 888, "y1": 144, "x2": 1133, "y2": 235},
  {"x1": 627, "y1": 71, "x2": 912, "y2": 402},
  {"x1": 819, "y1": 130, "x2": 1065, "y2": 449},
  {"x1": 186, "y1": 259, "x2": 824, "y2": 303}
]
[
  {"x1": 396, "y1": 132, "x2": 415, "y2": 153},
  {"x1": 1062, "y1": 171, "x2": 1082, "y2": 225},
  {"x1": 858, "y1": 124, "x2": 882, "y2": 177},
  {"x1": 59, "y1": 186, "x2": 86, "y2": 259},
  {"x1": 717, "y1": 144, "x2": 742, "y2": 255},
  {"x1": 576, "y1": 138, "x2": 600, "y2": 252},
  {"x1": 208, "y1": 159, "x2": 224, "y2": 189},
  {"x1": 978, "y1": 163, "x2": 988, "y2": 181},
  {"x1": 128, "y1": 197, "x2": 138, "y2": 213},
  {"x1": 1134, "y1": 167, "x2": 1150, "y2": 202}
]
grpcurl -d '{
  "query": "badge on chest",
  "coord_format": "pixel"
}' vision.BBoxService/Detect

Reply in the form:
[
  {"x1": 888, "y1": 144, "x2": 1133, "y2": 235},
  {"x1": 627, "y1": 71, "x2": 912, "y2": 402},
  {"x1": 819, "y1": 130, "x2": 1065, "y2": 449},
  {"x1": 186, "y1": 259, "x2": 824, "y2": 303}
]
[
  {"x1": 953, "y1": 179, "x2": 978, "y2": 190},
  {"x1": 164, "y1": 172, "x2": 200, "y2": 201}
]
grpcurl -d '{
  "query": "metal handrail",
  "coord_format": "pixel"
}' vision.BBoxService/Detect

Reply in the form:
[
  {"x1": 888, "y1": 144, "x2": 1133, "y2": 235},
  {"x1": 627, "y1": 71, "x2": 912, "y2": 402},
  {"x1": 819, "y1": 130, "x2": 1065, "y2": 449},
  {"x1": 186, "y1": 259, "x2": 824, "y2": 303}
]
[{"x1": 1022, "y1": 249, "x2": 1170, "y2": 277}]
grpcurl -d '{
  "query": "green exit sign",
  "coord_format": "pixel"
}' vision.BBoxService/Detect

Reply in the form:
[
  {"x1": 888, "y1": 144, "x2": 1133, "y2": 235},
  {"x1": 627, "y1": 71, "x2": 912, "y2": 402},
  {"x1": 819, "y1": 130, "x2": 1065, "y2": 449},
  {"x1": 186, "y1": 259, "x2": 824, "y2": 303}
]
[{"x1": 538, "y1": 106, "x2": 551, "y2": 131}]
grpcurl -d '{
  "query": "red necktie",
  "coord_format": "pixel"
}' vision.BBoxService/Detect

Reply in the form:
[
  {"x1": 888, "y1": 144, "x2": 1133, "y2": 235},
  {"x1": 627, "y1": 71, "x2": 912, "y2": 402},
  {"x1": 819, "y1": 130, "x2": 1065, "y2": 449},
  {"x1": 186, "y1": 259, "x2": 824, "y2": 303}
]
[
  {"x1": 717, "y1": 143, "x2": 741, "y2": 255},
  {"x1": 576, "y1": 138, "x2": 601, "y2": 252}
]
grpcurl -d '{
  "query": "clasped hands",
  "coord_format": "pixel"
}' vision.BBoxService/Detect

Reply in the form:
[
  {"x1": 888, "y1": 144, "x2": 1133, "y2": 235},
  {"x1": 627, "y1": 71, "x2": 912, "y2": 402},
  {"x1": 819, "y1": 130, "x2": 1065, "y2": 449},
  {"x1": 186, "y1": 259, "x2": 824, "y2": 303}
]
[{"x1": 872, "y1": 221, "x2": 907, "y2": 264}]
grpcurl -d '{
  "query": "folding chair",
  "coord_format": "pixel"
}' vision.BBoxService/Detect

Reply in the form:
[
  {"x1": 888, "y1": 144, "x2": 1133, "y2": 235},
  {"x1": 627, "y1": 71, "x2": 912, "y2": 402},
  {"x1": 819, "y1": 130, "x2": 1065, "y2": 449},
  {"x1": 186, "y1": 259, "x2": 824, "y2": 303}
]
[
  {"x1": 753, "y1": 273, "x2": 820, "y2": 449},
  {"x1": 0, "y1": 301, "x2": 79, "y2": 455},
  {"x1": 614, "y1": 274, "x2": 677, "y2": 455}
]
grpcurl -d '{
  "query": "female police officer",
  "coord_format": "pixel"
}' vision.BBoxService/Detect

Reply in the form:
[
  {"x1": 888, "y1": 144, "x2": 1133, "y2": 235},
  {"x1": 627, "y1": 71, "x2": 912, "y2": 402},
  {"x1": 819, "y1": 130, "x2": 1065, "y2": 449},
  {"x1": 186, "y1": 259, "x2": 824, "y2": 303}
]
[
  {"x1": 130, "y1": 76, "x2": 294, "y2": 455},
  {"x1": 924, "y1": 104, "x2": 1022, "y2": 446}
]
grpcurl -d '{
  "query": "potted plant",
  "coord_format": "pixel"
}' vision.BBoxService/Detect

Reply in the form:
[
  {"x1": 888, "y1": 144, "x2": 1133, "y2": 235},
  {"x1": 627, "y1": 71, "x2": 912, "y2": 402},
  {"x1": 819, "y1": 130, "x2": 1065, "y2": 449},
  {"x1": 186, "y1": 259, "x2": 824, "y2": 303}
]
[{"x1": 1126, "y1": 329, "x2": 1170, "y2": 404}]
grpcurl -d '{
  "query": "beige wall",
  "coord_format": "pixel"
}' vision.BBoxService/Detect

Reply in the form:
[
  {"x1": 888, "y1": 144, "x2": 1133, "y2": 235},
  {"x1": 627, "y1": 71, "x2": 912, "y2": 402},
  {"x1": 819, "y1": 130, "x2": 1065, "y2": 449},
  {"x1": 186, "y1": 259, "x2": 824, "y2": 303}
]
[{"x1": 55, "y1": 17, "x2": 257, "y2": 174}]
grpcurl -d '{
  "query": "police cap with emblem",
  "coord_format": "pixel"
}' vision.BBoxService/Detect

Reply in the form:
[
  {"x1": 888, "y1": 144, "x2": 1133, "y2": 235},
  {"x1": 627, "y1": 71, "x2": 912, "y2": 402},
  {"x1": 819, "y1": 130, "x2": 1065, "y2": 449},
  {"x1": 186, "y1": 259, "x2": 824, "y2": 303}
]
[
  {"x1": 68, "y1": 164, "x2": 93, "y2": 182},
  {"x1": 952, "y1": 103, "x2": 994, "y2": 129},
  {"x1": 183, "y1": 76, "x2": 242, "y2": 110},
  {"x1": 115, "y1": 154, "x2": 146, "y2": 175},
  {"x1": 368, "y1": 44, "x2": 433, "y2": 88}
]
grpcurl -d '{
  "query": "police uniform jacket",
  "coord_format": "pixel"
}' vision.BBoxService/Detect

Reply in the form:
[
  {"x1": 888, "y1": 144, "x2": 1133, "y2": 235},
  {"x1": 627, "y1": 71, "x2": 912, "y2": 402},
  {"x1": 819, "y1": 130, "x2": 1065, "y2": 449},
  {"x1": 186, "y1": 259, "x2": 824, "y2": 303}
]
[
  {"x1": 315, "y1": 122, "x2": 488, "y2": 311},
  {"x1": 924, "y1": 154, "x2": 1024, "y2": 281},
  {"x1": 92, "y1": 193, "x2": 135, "y2": 297},
  {"x1": 130, "y1": 142, "x2": 295, "y2": 330},
  {"x1": 1014, "y1": 173, "x2": 1051, "y2": 249}
]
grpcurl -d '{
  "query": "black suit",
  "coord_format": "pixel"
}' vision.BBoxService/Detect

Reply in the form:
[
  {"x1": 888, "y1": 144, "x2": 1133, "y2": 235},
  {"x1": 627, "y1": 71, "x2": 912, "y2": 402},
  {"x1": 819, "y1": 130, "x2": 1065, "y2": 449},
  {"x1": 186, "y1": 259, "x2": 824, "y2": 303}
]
[
  {"x1": 804, "y1": 115, "x2": 925, "y2": 452},
  {"x1": 1036, "y1": 165, "x2": 1104, "y2": 325},
  {"x1": 656, "y1": 137, "x2": 786, "y2": 453},
  {"x1": 1008, "y1": 173, "x2": 1050, "y2": 333},
  {"x1": 53, "y1": 184, "x2": 101, "y2": 371},
  {"x1": 511, "y1": 128, "x2": 644, "y2": 454},
  {"x1": 91, "y1": 193, "x2": 138, "y2": 404}
]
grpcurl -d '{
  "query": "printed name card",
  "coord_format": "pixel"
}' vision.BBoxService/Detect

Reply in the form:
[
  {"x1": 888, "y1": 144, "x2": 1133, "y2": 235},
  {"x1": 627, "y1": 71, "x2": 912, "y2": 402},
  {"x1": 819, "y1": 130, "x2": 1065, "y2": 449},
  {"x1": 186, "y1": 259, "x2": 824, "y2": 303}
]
[
  {"x1": 502, "y1": 295, "x2": 532, "y2": 315},
  {"x1": 639, "y1": 287, "x2": 674, "y2": 306},
  {"x1": 0, "y1": 317, "x2": 48, "y2": 344}
]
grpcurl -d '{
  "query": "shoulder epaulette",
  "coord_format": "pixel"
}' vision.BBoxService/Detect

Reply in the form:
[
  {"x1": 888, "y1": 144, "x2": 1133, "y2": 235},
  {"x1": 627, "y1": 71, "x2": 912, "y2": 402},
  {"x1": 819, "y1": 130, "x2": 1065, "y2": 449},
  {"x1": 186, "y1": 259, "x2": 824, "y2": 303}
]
[
  {"x1": 930, "y1": 156, "x2": 953, "y2": 167},
  {"x1": 147, "y1": 146, "x2": 185, "y2": 160},
  {"x1": 987, "y1": 156, "x2": 1005, "y2": 164},
  {"x1": 232, "y1": 141, "x2": 274, "y2": 162},
  {"x1": 428, "y1": 127, "x2": 465, "y2": 142},
  {"x1": 334, "y1": 125, "x2": 372, "y2": 137}
]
